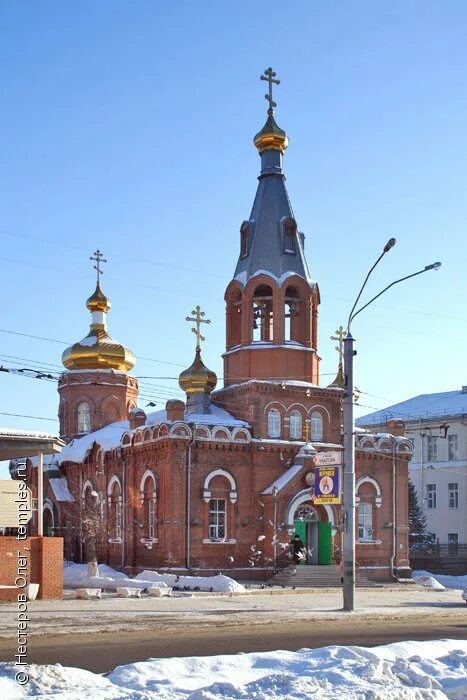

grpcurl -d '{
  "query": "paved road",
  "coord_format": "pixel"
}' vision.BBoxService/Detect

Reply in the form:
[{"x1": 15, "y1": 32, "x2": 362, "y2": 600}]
[{"x1": 0, "y1": 613, "x2": 465, "y2": 673}]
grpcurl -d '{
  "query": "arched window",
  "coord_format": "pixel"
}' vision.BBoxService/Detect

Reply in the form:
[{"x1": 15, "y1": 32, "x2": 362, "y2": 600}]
[
  {"x1": 77, "y1": 402, "x2": 91, "y2": 434},
  {"x1": 311, "y1": 412, "x2": 323, "y2": 441},
  {"x1": 268, "y1": 408, "x2": 281, "y2": 438},
  {"x1": 289, "y1": 410, "x2": 302, "y2": 440},
  {"x1": 203, "y1": 470, "x2": 237, "y2": 542},
  {"x1": 140, "y1": 472, "x2": 157, "y2": 539},
  {"x1": 358, "y1": 503, "x2": 373, "y2": 541},
  {"x1": 285, "y1": 286, "x2": 301, "y2": 342},
  {"x1": 252, "y1": 285, "x2": 274, "y2": 342},
  {"x1": 228, "y1": 288, "x2": 242, "y2": 347},
  {"x1": 108, "y1": 478, "x2": 122, "y2": 540},
  {"x1": 283, "y1": 218, "x2": 297, "y2": 254},
  {"x1": 43, "y1": 503, "x2": 55, "y2": 537}
]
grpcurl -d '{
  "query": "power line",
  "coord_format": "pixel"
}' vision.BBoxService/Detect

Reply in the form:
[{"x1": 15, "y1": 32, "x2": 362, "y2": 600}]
[{"x1": 0, "y1": 411, "x2": 58, "y2": 422}]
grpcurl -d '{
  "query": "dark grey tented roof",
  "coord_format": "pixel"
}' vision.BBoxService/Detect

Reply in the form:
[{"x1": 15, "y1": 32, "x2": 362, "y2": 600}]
[{"x1": 233, "y1": 149, "x2": 312, "y2": 287}]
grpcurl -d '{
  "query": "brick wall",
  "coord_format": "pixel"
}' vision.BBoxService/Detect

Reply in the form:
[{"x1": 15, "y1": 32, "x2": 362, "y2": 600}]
[{"x1": 0, "y1": 536, "x2": 63, "y2": 601}]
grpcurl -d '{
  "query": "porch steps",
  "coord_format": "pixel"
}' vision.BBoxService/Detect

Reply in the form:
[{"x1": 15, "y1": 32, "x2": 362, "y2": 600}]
[{"x1": 271, "y1": 565, "x2": 381, "y2": 588}]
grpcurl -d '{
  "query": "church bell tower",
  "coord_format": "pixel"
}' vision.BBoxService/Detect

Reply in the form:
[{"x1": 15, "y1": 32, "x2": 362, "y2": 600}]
[
  {"x1": 58, "y1": 250, "x2": 138, "y2": 441},
  {"x1": 223, "y1": 68, "x2": 320, "y2": 387}
]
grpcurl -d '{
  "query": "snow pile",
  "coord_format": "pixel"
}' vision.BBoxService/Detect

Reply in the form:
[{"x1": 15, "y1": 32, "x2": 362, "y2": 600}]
[
  {"x1": 63, "y1": 562, "x2": 126, "y2": 588},
  {"x1": 63, "y1": 563, "x2": 243, "y2": 594},
  {"x1": 412, "y1": 570, "x2": 467, "y2": 591},
  {"x1": 135, "y1": 570, "x2": 178, "y2": 586},
  {"x1": 1, "y1": 640, "x2": 466, "y2": 699},
  {"x1": 412, "y1": 575, "x2": 446, "y2": 590},
  {"x1": 175, "y1": 574, "x2": 246, "y2": 593},
  {"x1": 63, "y1": 562, "x2": 167, "y2": 591}
]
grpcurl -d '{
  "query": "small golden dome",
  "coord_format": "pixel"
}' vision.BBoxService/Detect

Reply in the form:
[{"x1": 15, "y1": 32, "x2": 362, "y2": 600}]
[
  {"x1": 254, "y1": 113, "x2": 288, "y2": 154},
  {"x1": 86, "y1": 283, "x2": 111, "y2": 313},
  {"x1": 62, "y1": 330, "x2": 135, "y2": 371},
  {"x1": 178, "y1": 347, "x2": 217, "y2": 395},
  {"x1": 62, "y1": 280, "x2": 134, "y2": 372}
]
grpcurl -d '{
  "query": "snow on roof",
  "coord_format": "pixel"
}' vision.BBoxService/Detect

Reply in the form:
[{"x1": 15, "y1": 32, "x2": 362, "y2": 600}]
[
  {"x1": 53, "y1": 404, "x2": 249, "y2": 465},
  {"x1": 146, "y1": 404, "x2": 249, "y2": 428},
  {"x1": 58, "y1": 420, "x2": 128, "y2": 464},
  {"x1": 214, "y1": 379, "x2": 321, "y2": 393},
  {"x1": 357, "y1": 388, "x2": 467, "y2": 426},
  {"x1": 78, "y1": 336, "x2": 98, "y2": 347},
  {"x1": 262, "y1": 464, "x2": 303, "y2": 494},
  {"x1": 0, "y1": 428, "x2": 59, "y2": 440},
  {"x1": 223, "y1": 343, "x2": 316, "y2": 356},
  {"x1": 234, "y1": 269, "x2": 309, "y2": 287},
  {"x1": 49, "y1": 477, "x2": 75, "y2": 502}
]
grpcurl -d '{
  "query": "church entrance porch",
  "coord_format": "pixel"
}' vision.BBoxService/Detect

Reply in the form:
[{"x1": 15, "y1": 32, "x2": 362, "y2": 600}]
[{"x1": 292, "y1": 503, "x2": 333, "y2": 565}]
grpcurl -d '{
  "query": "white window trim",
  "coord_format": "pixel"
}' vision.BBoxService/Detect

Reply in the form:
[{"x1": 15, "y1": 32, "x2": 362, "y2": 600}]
[
  {"x1": 203, "y1": 469, "x2": 238, "y2": 503},
  {"x1": 139, "y1": 470, "x2": 157, "y2": 504},
  {"x1": 355, "y1": 476, "x2": 383, "y2": 508}
]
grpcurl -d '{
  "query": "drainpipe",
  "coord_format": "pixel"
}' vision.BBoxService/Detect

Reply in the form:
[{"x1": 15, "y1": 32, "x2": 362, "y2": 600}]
[
  {"x1": 121, "y1": 453, "x2": 126, "y2": 569},
  {"x1": 390, "y1": 438, "x2": 397, "y2": 580},
  {"x1": 37, "y1": 451, "x2": 44, "y2": 536},
  {"x1": 272, "y1": 486, "x2": 278, "y2": 571},
  {"x1": 79, "y1": 470, "x2": 83, "y2": 562},
  {"x1": 186, "y1": 425, "x2": 195, "y2": 572}
]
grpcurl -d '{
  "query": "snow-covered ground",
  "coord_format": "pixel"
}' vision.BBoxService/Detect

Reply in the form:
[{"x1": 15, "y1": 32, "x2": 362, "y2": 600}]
[
  {"x1": 1, "y1": 639, "x2": 466, "y2": 699},
  {"x1": 412, "y1": 570, "x2": 467, "y2": 591},
  {"x1": 63, "y1": 562, "x2": 246, "y2": 593}
]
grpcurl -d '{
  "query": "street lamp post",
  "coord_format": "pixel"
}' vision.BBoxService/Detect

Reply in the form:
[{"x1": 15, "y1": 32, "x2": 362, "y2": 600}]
[{"x1": 342, "y1": 241, "x2": 441, "y2": 612}]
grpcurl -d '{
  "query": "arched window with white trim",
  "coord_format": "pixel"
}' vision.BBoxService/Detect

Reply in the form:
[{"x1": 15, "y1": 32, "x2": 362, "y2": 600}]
[
  {"x1": 77, "y1": 402, "x2": 91, "y2": 434},
  {"x1": 140, "y1": 471, "x2": 157, "y2": 540},
  {"x1": 289, "y1": 410, "x2": 302, "y2": 440},
  {"x1": 108, "y1": 478, "x2": 122, "y2": 540},
  {"x1": 358, "y1": 502, "x2": 373, "y2": 541},
  {"x1": 268, "y1": 409, "x2": 281, "y2": 438},
  {"x1": 203, "y1": 469, "x2": 237, "y2": 542},
  {"x1": 311, "y1": 412, "x2": 323, "y2": 441}
]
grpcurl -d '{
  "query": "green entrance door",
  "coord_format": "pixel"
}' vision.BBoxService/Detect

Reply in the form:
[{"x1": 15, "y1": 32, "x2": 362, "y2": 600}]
[
  {"x1": 293, "y1": 517, "x2": 333, "y2": 565},
  {"x1": 317, "y1": 522, "x2": 332, "y2": 564}
]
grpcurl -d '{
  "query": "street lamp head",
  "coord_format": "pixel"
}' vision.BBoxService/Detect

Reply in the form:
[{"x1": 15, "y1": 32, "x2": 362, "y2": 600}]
[
  {"x1": 425, "y1": 261, "x2": 441, "y2": 271},
  {"x1": 383, "y1": 238, "x2": 396, "y2": 253}
]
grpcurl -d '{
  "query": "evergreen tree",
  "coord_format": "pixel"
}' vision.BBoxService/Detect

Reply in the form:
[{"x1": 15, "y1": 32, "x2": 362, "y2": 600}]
[{"x1": 408, "y1": 478, "x2": 434, "y2": 551}]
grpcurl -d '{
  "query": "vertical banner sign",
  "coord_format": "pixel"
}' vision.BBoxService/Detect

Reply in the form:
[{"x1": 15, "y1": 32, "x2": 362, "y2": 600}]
[{"x1": 313, "y1": 465, "x2": 340, "y2": 504}]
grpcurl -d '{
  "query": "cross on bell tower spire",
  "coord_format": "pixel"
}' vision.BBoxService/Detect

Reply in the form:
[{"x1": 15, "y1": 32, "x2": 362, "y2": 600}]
[
  {"x1": 260, "y1": 67, "x2": 280, "y2": 115},
  {"x1": 90, "y1": 249, "x2": 107, "y2": 285}
]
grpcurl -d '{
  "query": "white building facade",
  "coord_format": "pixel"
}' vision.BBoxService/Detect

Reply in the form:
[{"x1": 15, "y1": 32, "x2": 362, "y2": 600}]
[{"x1": 357, "y1": 388, "x2": 467, "y2": 546}]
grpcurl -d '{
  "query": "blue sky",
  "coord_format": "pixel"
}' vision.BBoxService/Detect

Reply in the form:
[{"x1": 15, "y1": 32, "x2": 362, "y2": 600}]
[{"x1": 0, "y1": 1, "x2": 466, "y2": 475}]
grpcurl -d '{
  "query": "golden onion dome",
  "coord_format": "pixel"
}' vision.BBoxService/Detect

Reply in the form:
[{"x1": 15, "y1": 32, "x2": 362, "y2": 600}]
[
  {"x1": 254, "y1": 113, "x2": 288, "y2": 154},
  {"x1": 178, "y1": 347, "x2": 217, "y2": 395},
  {"x1": 62, "y1": 330, "x2": 135, "y2": 371},
  {"x1": 62, "y1": 281, "x2": 135, "y2": 372},
  {"x1": 86, "y1": 282, "x2": 111, "y2": 313}
]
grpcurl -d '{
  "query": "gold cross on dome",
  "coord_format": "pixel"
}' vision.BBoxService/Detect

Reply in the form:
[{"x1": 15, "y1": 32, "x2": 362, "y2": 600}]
[
  {"x1": 260, "y1": 67, "x2": 280, "y2": 113},
  {"x1": 185, "y1": 305, "x2": 211, "y2": 350},
  {"x1": 331, "y1": 325, "x2": 346, "y2": 365},
  {"x1": 90, "y1": 249, "x2": 107, "y2": 284}
]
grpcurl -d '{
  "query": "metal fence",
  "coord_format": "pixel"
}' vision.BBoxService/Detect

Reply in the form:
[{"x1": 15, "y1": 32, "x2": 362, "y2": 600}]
[{"x1": 410, "y1": 543, "x2": 467, "y2": 574}]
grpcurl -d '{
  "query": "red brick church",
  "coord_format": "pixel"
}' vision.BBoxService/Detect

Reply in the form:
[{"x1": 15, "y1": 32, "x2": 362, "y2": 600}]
[{"x1": 18, "y1": 70, "x2": 413, "y2": 582}]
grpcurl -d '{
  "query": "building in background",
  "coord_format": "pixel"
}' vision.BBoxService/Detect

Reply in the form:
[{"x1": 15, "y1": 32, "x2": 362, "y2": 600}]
[{"x1": 357, "y1": 388, "x2": 467, "y2": 547}]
